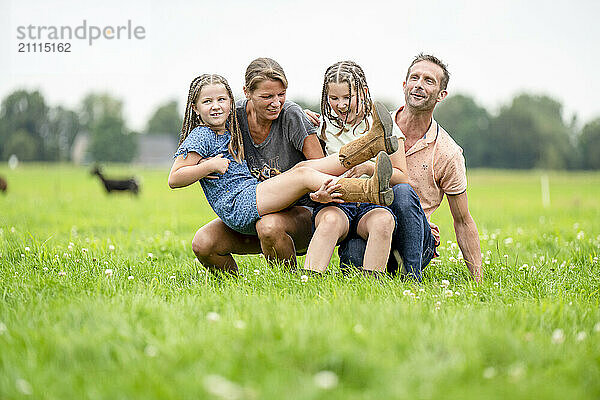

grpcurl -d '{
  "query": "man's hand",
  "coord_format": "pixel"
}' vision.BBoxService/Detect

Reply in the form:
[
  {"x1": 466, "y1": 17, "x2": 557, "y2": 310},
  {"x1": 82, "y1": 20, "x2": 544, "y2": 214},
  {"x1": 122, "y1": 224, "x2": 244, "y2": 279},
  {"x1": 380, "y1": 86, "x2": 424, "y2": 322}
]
[
  {"x1": 309, "y1": 178, "x2": 343, "y2": 203},
  {"x1": 304, "y1": 109, "x2": 321, "y2": 127}
]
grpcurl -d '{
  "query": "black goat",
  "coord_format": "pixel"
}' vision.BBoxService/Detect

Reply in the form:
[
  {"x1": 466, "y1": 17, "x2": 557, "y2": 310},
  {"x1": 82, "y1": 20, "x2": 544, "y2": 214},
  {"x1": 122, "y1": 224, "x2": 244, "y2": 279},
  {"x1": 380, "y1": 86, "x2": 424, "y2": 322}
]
[
  {"x1": 0, "y1": 175, "x2": 6, "y2": 194},
  {"x1": 91, "y1": 165, "x2": 139, "y2": 195}
]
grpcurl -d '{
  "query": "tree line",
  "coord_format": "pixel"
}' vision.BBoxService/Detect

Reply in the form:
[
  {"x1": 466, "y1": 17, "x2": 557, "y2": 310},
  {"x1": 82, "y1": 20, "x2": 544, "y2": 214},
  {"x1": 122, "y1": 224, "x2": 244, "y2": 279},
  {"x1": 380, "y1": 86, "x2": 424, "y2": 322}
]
[{"x1": 0, "y1": 89, "x2": 599, "y2": 169}]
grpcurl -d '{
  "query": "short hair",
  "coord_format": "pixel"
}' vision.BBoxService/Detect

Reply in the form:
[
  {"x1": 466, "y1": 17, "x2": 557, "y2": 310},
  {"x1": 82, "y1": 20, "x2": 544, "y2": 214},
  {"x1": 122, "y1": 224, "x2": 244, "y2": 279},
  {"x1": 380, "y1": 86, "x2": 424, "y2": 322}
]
[
  {"x1": 244, "y1": 57, "x2": 288, "y2": 93},
  {"x1": 405, "y1": 53, "x2": 450, "y2": 91}
]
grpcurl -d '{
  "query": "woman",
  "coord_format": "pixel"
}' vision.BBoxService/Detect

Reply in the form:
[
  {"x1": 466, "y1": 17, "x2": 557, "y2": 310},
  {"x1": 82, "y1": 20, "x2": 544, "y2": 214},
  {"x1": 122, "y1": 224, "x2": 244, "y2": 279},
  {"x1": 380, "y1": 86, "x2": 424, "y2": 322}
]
[{"x1": 191, "y1": 58, "x2": 324, "y2": 273}]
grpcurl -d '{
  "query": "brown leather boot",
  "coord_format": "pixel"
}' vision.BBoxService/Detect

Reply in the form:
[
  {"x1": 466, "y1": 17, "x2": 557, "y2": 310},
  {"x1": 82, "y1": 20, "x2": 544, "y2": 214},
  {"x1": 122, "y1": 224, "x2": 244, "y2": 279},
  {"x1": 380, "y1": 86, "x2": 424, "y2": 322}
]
[
  {"x1": 336, "y1": 151, "x2": 394, "y2": 206},
  {"x1": 338, "y1": 101, "x2": 398, "y2": 169}
]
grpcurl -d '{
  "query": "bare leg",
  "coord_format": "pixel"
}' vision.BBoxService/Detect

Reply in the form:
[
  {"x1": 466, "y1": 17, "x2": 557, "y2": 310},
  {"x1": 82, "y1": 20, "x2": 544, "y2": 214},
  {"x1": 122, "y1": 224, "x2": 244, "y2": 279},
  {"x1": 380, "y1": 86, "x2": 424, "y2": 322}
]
[
  {"x1": 255, "y1": 166, "x2": 339, "y2": 216},
  {"x1": 292, "y1": 153, "x2": 347, "y2": 176},
  {"x1": 255, "y1": 206, "x2": 313, "y2": 268},
  {"x1": 303, "y1": 206, "x2": 349, "y2": 273},
  {"x1": 192, "y1": 218, "x2": 262, "y2": 273},
  {"x1": 356, "y1": 208, "x2": 395, "y2": 272}
]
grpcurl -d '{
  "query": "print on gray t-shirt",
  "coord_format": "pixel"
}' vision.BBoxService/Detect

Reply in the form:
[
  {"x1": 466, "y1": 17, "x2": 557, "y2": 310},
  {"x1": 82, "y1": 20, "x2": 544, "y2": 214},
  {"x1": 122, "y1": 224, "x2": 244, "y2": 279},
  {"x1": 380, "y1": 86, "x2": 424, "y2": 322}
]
[{"x1": 236, "y1": 99, "x2": 317, "y2": 181}]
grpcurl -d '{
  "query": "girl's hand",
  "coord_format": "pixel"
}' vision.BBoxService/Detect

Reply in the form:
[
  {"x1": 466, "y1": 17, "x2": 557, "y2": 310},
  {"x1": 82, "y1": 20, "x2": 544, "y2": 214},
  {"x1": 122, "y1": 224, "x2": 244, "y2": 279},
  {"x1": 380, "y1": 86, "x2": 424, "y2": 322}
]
[
  {"x1": 344, "y1": 162, "x2": 374, "y2": 178},
  {"x1": 209, "y1": 154, "x2": 230, "y2": 175},
  {"x1": 309, "y1": 178, "x2": 343, "y2": 204},
  {"x1": 304, "y1": 109, "x2": 321, "y2": 127},
  {"x1": 196, "y1": 157, "x2": 219, "y2": 179}
]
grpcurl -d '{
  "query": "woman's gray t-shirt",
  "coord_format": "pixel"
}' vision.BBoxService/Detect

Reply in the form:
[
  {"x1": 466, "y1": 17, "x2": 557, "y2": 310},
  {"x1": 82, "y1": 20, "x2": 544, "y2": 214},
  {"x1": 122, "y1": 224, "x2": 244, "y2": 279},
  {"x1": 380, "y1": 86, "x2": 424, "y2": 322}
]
[{"x1": 236, "y1": 99, "x2": 317, "y2": 181}]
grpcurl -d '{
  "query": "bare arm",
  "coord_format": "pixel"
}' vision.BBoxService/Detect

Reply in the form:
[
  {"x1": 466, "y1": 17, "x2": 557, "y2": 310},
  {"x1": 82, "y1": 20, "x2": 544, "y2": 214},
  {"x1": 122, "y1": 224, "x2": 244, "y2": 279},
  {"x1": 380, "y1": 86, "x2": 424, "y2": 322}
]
[
  {"x1": 447, "y1": 192, "x2": 482, "y2": 282},
  {"x1": 302, "y1": 134, "x2": 325, "y2": 159},
  {"x1": 168, "y1": 152, "x2": 229, "y2": 189}
]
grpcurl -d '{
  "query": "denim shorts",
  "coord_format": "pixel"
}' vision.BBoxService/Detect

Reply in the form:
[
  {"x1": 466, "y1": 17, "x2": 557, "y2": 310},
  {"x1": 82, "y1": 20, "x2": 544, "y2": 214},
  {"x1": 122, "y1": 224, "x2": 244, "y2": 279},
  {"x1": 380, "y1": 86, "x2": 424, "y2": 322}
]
[{"x1": 312, "y1": 202, "x2": 397, "y2": 239}]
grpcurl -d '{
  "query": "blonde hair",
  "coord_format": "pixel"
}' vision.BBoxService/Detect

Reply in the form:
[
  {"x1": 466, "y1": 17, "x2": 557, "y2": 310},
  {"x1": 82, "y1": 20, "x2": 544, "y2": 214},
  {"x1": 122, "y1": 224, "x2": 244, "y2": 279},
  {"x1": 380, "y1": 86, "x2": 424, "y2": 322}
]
[
  {"x1": 320, "y1": 60, "x2": 373, "y2": 140},
  {"x1": 244, "y1": 57, "x2": 288, "y2": 93},
  {"x1": 179, "y1": 74, "x2": 244, "y2": 162}
]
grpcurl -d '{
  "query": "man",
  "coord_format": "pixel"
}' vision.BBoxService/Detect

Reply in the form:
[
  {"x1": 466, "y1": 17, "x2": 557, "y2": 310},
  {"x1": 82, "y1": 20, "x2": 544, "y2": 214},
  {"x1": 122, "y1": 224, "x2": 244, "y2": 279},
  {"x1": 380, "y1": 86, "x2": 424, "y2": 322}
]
[{"x1": 339, "y1": 53, "x2": 482, "y2": 281}]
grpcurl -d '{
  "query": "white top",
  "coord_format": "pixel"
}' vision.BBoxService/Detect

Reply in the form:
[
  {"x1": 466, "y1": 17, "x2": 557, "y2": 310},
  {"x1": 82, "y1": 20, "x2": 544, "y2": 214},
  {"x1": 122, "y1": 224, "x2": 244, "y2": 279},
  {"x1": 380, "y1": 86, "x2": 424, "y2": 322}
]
[{"x1": 319, "y1": 114, "x2": 405, "y2": 158}]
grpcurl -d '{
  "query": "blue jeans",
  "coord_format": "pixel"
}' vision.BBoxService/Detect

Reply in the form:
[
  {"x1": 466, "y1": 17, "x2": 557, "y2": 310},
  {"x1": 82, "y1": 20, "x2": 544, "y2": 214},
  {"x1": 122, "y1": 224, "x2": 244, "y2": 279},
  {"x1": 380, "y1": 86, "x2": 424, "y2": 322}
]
[{"x1": 337, "y1": 184, "x2": 436, "y2": 281}]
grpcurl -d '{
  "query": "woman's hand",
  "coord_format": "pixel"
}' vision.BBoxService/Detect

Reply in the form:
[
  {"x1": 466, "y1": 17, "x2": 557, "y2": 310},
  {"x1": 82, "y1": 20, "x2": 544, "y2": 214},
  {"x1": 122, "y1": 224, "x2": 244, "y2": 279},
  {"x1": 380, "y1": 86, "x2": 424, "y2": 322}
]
[
  {"x1": 209, "y1": 154, "x2": 230, "y2": 175},
  {"x1": 309, "y1": 178, "x2": 343, "y2": 204},
  {"x1": 304, "y1": 109, "x2": 321, "y2": 127}
]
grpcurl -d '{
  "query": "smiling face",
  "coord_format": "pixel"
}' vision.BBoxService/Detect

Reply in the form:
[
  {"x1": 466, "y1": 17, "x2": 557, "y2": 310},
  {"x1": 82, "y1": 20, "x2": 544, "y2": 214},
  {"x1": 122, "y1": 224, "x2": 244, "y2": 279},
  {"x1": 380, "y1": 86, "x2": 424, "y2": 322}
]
[
  {"x1": 326, "y1": 81, "x2": 365, "y2": 126},
  {"x1": 245, "y1": 79, "x2": 287, "y2": 122},
  {"x1": 193, "y1": 83, "x2": 232, "y2": 132},
  {"x1": 403, "y1": 60, "x2": 448, "y2": 111}
]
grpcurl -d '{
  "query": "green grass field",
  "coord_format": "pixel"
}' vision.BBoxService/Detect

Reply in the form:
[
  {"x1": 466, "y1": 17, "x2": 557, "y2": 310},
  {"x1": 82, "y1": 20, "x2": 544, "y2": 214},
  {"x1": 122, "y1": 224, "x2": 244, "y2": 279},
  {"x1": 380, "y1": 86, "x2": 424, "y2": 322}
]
[{"x1": 1, "y1": 165, "x2": 599, "y2": 399}]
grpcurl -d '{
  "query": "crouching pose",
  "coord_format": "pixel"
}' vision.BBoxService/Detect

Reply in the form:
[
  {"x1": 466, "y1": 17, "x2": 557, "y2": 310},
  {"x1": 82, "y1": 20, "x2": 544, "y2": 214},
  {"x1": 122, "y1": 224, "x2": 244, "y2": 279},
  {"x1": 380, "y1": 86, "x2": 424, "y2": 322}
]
[{"x1": 168, "y1": 74, "x2": 398, "y2": 272}]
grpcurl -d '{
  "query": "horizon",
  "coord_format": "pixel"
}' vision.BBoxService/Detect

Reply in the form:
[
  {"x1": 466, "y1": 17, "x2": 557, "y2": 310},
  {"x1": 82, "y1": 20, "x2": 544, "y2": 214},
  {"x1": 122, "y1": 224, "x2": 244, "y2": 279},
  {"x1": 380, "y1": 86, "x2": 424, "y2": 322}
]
[{"x1": 2, "y1": 0, "x2": 599, "y2": 131}]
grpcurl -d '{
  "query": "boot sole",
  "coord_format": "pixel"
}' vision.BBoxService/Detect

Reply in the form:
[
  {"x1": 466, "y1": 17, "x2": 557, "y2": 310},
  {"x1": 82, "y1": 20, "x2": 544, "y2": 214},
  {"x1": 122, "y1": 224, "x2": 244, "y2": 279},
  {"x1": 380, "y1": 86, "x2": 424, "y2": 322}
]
[
  {"x1": 373, "y1": 101, "x2": 398, "y2": 154},
  {"x1": 375, "y1": 151, "x2": 394, "y2": 206}
]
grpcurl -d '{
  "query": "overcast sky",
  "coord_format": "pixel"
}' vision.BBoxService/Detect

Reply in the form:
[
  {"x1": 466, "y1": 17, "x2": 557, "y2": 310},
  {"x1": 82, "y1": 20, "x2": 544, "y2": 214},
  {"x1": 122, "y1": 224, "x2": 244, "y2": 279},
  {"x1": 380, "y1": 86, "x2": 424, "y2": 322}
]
[{"x1": 1, "y1": 0, "x2": 599, "y2": 131}]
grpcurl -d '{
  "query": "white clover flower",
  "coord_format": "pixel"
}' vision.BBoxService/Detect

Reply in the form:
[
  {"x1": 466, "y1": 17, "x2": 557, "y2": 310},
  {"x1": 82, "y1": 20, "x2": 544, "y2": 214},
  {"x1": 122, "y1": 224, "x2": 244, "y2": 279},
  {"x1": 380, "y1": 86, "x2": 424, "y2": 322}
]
[
  {"x1": 43, "y1": 267, "x2": 48, "y2": 271},
  {"x1": 503, "y1": 254, "x2": 509, "y2": 259},
  {"x1": 434, "y1": 301, "x2": 441, "y2": 310},
  {"x1": 206, "y1": 312, "x2": 220, "y2": 322},
  {"x1": 15, "y1": 378, "x2": 33, "y2": 395},
  {"x1": 253, "y1": 269, "x2": 260, "y2": 275},
  {"x1": 441, "y1": 279, "x2": 450, "y2": 288},
  {"x1": 576, "y1": 331, "x2": 587, "y2": 342},
  {"x1": 593, "y1": 257, "x2": 598, "y2": 264},
  {"x1": 445, "y1": 289, "x2": 454, "y2": 297},
  {"x1": 449, "y1": 256, "x2": 456, "y2": 263},
  {"x1": 169, "y1": 275, "x2": 176, "y2": 280},
  {"x1": 552, "y1": 329, "x2": 565, "y2": 344},
  {"x1": 300, "y1": 275, "x2": 309, "y2": 283},
  {"x1": 68, "y1": 243, "x2": 74, "y2": 251},
  {"x1": 503, "y1": 237, "x2": 513, "y2": 245},
  {"x1": 483, "y1": 367, "x2": 496, "y2": 379},
  {"x1": 24, "y1": 247, "x2": 30, "y2": 252},
  {"x1": 147, "y1": 252, "x2": 154, "y2": 259},
  {"x1": 104, "y1": 261, "x2": 108, "y2": 265},
  {"x1": 108, "y1": 244, "x2": 115, "y2": 251},
  {"x1": 203, "y1": 374, "x2": 243, "y2": 400},
  {"x1": 144, "y1": 344, "x2": 158, "y2": 357},
  {"x1": 508, "y1": 363, "x2": 525, "y2": 380},
  {"x1": 493, "y1": 282, "x2": 500, "y2": 286},
  {"x1": 20, "y1": 253, "x2": 25, "y2": 258},
  {"x1": 576, "y1": 231, "x2": 585, "y2": 240},
  {"x1": 455, "y1": 291, "x2": 461, "y2": 296},
  {"x1": 104, "y1": 269, "x2": 113, "y2": 277},
  {"x1": 313, "y1": 371, "x2": 339, "y2": 390},
  {"x1": 10, "y1": 227, "x2": 16, "y2": 233},
  {"x1": 58, "y1": 271, "x2": 66, "y2": 276},
  {"x1": 234, "y1": 320, "x2": 246, "y2": 329},
  {"x1": 419, "y1": 288, "x2": 425, "y2": 293},
  {"x1": 82, "y1": 248, "x2": 88, "y2": 254},
  {"x1": 403, "y1": 289, "x2": 412, "y2": 296},
  {"x1": 519, "y1": 264, "x2": 528, "y2": 271}
]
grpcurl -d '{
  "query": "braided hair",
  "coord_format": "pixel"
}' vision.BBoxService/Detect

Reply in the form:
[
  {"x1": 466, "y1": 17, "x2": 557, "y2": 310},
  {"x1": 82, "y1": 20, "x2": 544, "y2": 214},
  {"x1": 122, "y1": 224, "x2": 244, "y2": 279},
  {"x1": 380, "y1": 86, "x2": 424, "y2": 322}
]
[
  {"x1": 179, "y1": 74, "x2": 244, "y2": 163},
  {"x1": 320, "y1": 60, "x2": 373, "y2": 140}
]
